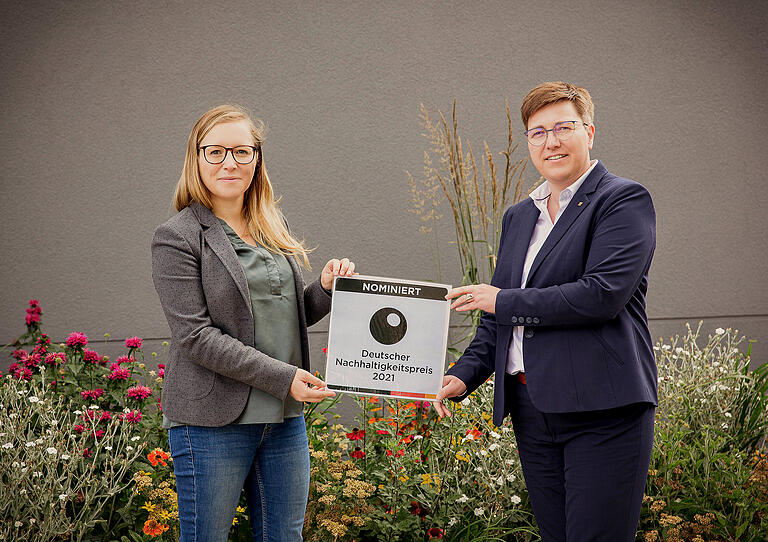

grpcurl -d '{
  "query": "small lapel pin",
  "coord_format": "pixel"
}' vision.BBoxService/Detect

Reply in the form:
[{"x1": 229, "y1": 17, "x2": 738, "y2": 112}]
[{"x1": 577, "y1": 201, "x2": 583, "y2": 206}]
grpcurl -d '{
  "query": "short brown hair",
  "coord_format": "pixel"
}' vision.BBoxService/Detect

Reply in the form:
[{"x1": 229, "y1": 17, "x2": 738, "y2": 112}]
[{"x1": 520, "y1": 82, "x2": 594, "y2": 128}]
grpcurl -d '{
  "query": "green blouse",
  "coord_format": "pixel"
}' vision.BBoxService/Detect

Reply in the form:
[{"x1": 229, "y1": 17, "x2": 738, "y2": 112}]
[{"x1": 163, "y1": 219, "x2": 303, "y2": 427}]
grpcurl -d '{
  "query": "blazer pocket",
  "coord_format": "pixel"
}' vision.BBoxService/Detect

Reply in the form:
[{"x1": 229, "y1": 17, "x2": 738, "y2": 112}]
[
  {"x1": 590, "y1": 328, "x2": 624, "y2": 366},
  {"x1": 171, "y1": 360, "x2": 216, "y2": 400}
]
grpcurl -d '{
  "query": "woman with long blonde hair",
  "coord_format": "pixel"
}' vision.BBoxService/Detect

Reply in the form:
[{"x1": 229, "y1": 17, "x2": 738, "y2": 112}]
[{"x1": 152, "y1": 104, "x2": 355, "y2": 541}]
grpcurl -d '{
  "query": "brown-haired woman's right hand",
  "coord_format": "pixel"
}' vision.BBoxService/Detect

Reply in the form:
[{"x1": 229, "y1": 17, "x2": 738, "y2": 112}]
[{"x1": 289, "y1": 368, "x2": 336, "y2": 403}]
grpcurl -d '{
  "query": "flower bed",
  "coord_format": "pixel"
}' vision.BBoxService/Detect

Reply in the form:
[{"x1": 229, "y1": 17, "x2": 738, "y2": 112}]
[{"x1": 1, "y1": 301, "x2": 766, "y2": 541}]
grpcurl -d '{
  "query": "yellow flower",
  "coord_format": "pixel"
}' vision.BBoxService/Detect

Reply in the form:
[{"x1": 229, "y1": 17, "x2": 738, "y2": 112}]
[
  {"x1": 398, "y1": 475, "x2": 409, "y2": 482},
  {"x1": 236, "y1": 506, "x2": 246, "y2": 513},
  {"x1": 456, "y1": 451, "x2": 469, "y2": 462},
  {"x1": 142, "y1": 501, "x2": 157, "y2": 514},
  {"x1": 232, "y1": 517, "x2": 238, "y2": 526}
]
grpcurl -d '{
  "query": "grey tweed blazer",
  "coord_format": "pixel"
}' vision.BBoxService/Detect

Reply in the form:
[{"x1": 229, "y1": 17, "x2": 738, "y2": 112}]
[{"x1": 151, "y1": 202, "x2": 331, "y2": 427}]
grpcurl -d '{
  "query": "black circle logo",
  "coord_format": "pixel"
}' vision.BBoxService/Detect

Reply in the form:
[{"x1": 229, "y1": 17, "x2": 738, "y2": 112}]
[{"x1": 369, "y1": 307, "x2": 407, "y2": 345}]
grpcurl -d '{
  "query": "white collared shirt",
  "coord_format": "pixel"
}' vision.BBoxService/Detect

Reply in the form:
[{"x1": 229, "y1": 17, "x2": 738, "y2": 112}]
[{"x1": 506, "y1": 160, "x2": 598, "y2": 375}]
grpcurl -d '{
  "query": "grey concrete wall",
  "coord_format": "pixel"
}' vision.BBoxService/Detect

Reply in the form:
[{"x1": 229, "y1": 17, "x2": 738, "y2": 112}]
[{"x1": 2, "y1": 1, "x2": 766, "y2": 376}]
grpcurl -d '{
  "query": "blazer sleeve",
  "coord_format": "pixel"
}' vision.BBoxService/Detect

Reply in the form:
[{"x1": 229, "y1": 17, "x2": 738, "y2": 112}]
[
  {"x1": 152, "y1": 222, "x2": 297, "y2": 400},
  {"x1": 494, "y1": 181, "x2": 656, "y2": 326},
  {"x1": 304, "y1": 278, "x2": 332, "y2": 327}
]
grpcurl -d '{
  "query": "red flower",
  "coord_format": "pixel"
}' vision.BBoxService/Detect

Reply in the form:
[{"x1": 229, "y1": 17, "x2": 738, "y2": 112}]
[
  {"x1": 66, "y1": 332, "x2": 88, "y2": 349},
  {"x1": 147, "y1": 448, "x2": 170, "y2": 467},
  {"x1": 125, "y1": 336, "x2": 143, "y2": 349},
  {"x1": 92, "y1": 429, "x2": 105, "y2": 440},
  {"x1": 25, "y1": 313, "x2": 41, "y2": 326},
  {"x1": 121, "y1": 410, "x2": 143, "y2": 424},
  {"x1": 427, "y1": 527, "x2": 444, "y2": 539},
  {"x1": 386, "y1": 449, "x2": 405, "y2": 458},
  {"x1": 157, "y1": 363, "x2": 165, "y2": 369},
  {"x1": 45, "y1": 352, "x2": 66, "y2": 366},
  {"x1": 410, "y1": 500, "x2": 430, "y2": 518},
  {"x1": 127, "y1": 385, "x2": 152, "y2": 400},
  {"x1": 465, "y1": 428, "x2": 482, "y2": 440},
  {"x1": 83, "y1": 349, "x2": 100, "y2": 364},
  {"x1": 322, "y1": 347, "x2": 328, "y2": 354},
  {"x1": 376, "y1": 429, "x2": 390, "y2": 435},
  {"x1": 107, "y1": 366, "x2": 130, "y2": 381},
  {"x1": 13, "y1": 367, "x2": 32, "y2": 380},
  {"x1": 12, "y1": 350, "x2": 26, "y2": 360},
  {"x1": 143, "y1": 519, "x2": 169, "y2": 536},
  {"x1": 116, "y1": 356, "x2": 134, "y2": 365},
  {"x1": 73, "y1": 424, "x2": 85, "y2": 433},
  {"x1": 99, "y1": 411, "x2": 112, "y2": 422},
  {"x1": 400, "y1": 435, "x2": 414, "y2": 444},
  {"x1": 82, "y1": 448, "x2": 92, "y2": 458},
  {"x1": 80, "y1": 389, "x2": 104, "y2": 400},
  {"x1": 346, "y1": 428, "x2": 365, "y2": 441},
  {"x1": 350, "y1": 447, "x2": 365, "y2": 459},
  {"x1": 36, "y1": 334, "x2": 51, "y2": 346},
  {"x1": 21, "y1": 353, "x2": 41, "y2": 368}
]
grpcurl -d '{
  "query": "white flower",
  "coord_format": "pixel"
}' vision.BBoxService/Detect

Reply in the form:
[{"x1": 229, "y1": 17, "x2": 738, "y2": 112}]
[
  {"x1": 59, "y1": 494, "x2": 67, "y2": 501},
  {"x1": 61, "y1": 454, "x2": 70, "y2": 460},
  {"x1": 17, "y1": 390, "x2": 26, "y2": 396},
  {"x1": 721, "y1": 423, "x2": 728, "y2": 430},
  {"x1": 29, "y1": 518, "x2": 36, "y2": 525},
  {"x1": 724, "y1": 412, "x2": 732, "y2": 418},
  {"x1": 104, "y1": 446, "x2": 113, "y2": 451},
  {"x1": 489, "y1": 443, "x2": 500, "y2": 451},
  {"x1": 496, "y1": 475, "x2": 505, "y2": 486},
  {"x1": 715, "y1": 328, "x2": 725, "y2": 335},
  {"x1": 74, "y1": 410, "x2": 82, "y2": 415},
  {"x1": 475, "y1": 466, "x2": 483, "y2": 472},
  {"x1": 413, "y1": 435, "x2": 423, "y2": 440},
  {"x1": 89, "y1": 405, "x2": 99, "y2": 410},
  {"x1": 505, "y1": 459, "x2": 514, "y2": 465},
  {"x1": 11, "y1": 462, "x2": 19, "y2": 468},
  {"x1": 490, "y1": 431, "x2": 501, "y2": 439},
  {"x1": 28, "y1": 396, "x2": 40, "y2": 403},
  {"x1": 131, "y1": 436, "x2": 140, "y2": 442},
  {"x1": 461, "y1": 398, "x2": 471, "y2": 406},
  {"x1": 507, "y1": 474, "x2": 516, "y2": 482},
  {"x1": 35, "y1": 438, "x2": 43, "y2": 445},
  {"x1": 457, "y1": 494, "x2": 469, "y2": 503},
  {"x1": 126, "y1": 446, "x2": 134, "y2": 452},
  {"x1": 448, "y1": 517, "x2": 458, "y2": 527},
  {"x1": 675, "y1": 347, "x2": 684, "y2": 354},
  {"x1": 14, "y1": 521, "x2": 22, "y2": 528},
  {"x1": 2, "y1": 443, "x2": 13, "y2": 449},
  {"x1": 46, "y1": 447, "x2": 57, "y2": 455},
  {"x1": 510, "y1": 495, "x2": 522, "y2": 505},
  {"x1": 25, "y1": 442, "x2": 36, "y2": 448},
  {"x1": 480, "y1": 449, "x2": 488, "y2": 456},
  {"x1": 474, "y1": 507, "x2": 484, "y2": 516}
]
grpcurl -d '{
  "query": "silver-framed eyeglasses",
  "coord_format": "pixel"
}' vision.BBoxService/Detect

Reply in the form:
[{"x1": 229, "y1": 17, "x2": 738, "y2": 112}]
[
  {"x1": 198, "y1": 145, "x2": 260, "y2": 165},
  {"x1": 524, "y1": 121, "x2": 588, "y2": 146}
]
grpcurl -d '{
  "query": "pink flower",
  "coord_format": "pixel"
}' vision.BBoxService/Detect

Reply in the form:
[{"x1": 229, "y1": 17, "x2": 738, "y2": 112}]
[
  {"x1": 80, "y1": 388, "x2": 104, "y2": 400},
  {"x1": 25, "y1": 313, "x2": 41, "y2": 326},
  {"x1": 8, "y1": 362, "x2": 19, "y2": 373},
  {"x1": 127, "y1": 385, "x2": 152, "y2": 400},
  {"x1": 82, "y1": 448, "x2": 92, "y2": 458},
  {"x1": 116, "y1": 356, "x2": 134, "y2": 365},
  {"x1": 73, "y1": 424, "x2": 85, "y2": 434},
  {"x1": 121, "y1": 410, "x2": 143, "y2": 424},
  {"x1": 125, "y1": 337, "x2": 143, "y2": 349},
  {"x1": 158, "y1": 368, "x2": 165, "y2": 378},
  {"x1": 66, "y1": 332, "x2": 88, "y2": 349},
  {"x1": 45, "y1": 353, "x2": 66, "y2": 365},
  {"x1": 12, "y1": 350, "x2": 26, "y2": 360},
  {"x1": 100, "y1": 411, "x2": 112, "y2": 422},
  {"x1": 92, "y1": 430, "x2": 105, "y2": 440},
  {"x1": 36, "y1": 334, "x2": 51, "y2": 346},
  {"x1": 13, "y1": 367, "x2": 32, "y2": 380},
  {"x1": 28, "y1": 299, "x2": 41, "y2": 311},
  {"x1": 21, "y1": 353, "x2": 41, "y2": 368},
  {"x1": 107, "y1": 366, "x2": 130, "y2": 381},
  {"x1": 83, "y1": 349, "x2": 100, "y2": 364}
]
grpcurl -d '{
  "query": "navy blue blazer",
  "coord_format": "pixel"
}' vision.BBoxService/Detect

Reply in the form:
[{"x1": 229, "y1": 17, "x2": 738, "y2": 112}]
[{"x1": 447, "y1": 161, "x2": 657, "y2": 426}]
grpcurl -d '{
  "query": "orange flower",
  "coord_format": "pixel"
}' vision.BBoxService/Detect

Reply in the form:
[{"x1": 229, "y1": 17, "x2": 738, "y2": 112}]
[
  {"x1": 143, "y1": 519, "x2": 169, "y2": 536},
  {"x1": 147, "y1": 448, "x2": 170, "y2": 467},
  {"x1": 367, "y1": 396, "x2": 380, "y2": 403}
]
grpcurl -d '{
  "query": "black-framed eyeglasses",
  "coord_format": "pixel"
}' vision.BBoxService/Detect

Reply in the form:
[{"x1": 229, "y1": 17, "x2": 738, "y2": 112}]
[
  {"x1": 198, "y1": 145, "x2": 261, "y2": 165},
  {"x1": 524, "y1": 121, "x2": 588, "y2": 146}
]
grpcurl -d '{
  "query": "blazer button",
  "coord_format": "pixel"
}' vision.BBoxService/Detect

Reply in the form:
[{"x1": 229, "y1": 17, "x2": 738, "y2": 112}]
[
  {"x1": 525, "y1": 316, "x2": 533, "y2": 324},
  {"x1": 533, "y1": 317, "x2": 540, "y2": 324},
  {"x1": 524, "y1": 329, "x2": 534, "y2": 339},
  {"x1": 510, "y1": 316, "x2": 518, "y2": 324}
]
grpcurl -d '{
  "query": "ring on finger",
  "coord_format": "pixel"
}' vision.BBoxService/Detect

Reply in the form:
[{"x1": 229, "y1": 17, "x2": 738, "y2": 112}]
[{"x1": 465, "y1": 293, "x2": 474, "y2": 301}]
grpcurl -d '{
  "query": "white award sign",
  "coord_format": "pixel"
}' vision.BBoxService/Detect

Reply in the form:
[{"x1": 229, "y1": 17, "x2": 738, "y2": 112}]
[{"x1": 324, "y1": 275, "x2": 451, "y2": 400}]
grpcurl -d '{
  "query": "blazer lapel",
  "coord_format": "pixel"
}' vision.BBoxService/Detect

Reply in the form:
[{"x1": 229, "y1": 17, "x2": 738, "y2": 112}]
[
  {"x1": 525, "y1": 162, "x2": 606, "y2": 285},
  {"x1": 192, "y1": 203, "x2": 252, "y2": 312},
  {"x1": 506, "y1": 201, "x2": 539, "y2": 289}
]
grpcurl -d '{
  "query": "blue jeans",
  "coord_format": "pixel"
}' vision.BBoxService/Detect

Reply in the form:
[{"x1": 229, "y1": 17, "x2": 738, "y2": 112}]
[{"x1": 168, "y1": 416, "x2": 310, "y2": 542}]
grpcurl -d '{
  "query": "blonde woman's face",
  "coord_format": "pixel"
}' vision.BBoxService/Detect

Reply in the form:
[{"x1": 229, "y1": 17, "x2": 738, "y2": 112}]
[{"x1": 197, "y1": 120, "x2": 257, "y2": 209}]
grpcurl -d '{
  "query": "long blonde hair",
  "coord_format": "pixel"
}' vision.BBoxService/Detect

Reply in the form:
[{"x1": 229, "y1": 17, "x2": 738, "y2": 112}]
[{"x1": 173, "y1": 104, "x2": 311, "y2": 268}]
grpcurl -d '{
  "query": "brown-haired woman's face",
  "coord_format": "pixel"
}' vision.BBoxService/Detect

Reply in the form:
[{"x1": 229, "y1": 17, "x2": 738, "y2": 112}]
[{"x1": 197, "y1": 120, "x2": 257, "y2": 208}]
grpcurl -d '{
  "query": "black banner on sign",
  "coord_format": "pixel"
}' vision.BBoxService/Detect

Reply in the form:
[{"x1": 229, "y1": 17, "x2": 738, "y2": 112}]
[{"x1": 335, "y1": 277, "x2": 448, "y2": 301}]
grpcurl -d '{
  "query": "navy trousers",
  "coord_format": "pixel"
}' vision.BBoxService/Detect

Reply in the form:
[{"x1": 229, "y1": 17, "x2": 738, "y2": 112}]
[{"x1": 506, "y1": 375, "x2": 655, "y2": 542}]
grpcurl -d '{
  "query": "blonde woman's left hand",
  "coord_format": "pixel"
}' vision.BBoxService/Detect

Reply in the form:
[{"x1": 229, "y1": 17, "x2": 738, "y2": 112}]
[
  {"x1": 321, "y1": 258, "x2": 356, "y2": 290},
  {"x1": 446, "y1": 283, "x2": 500, "y2": 314}
]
